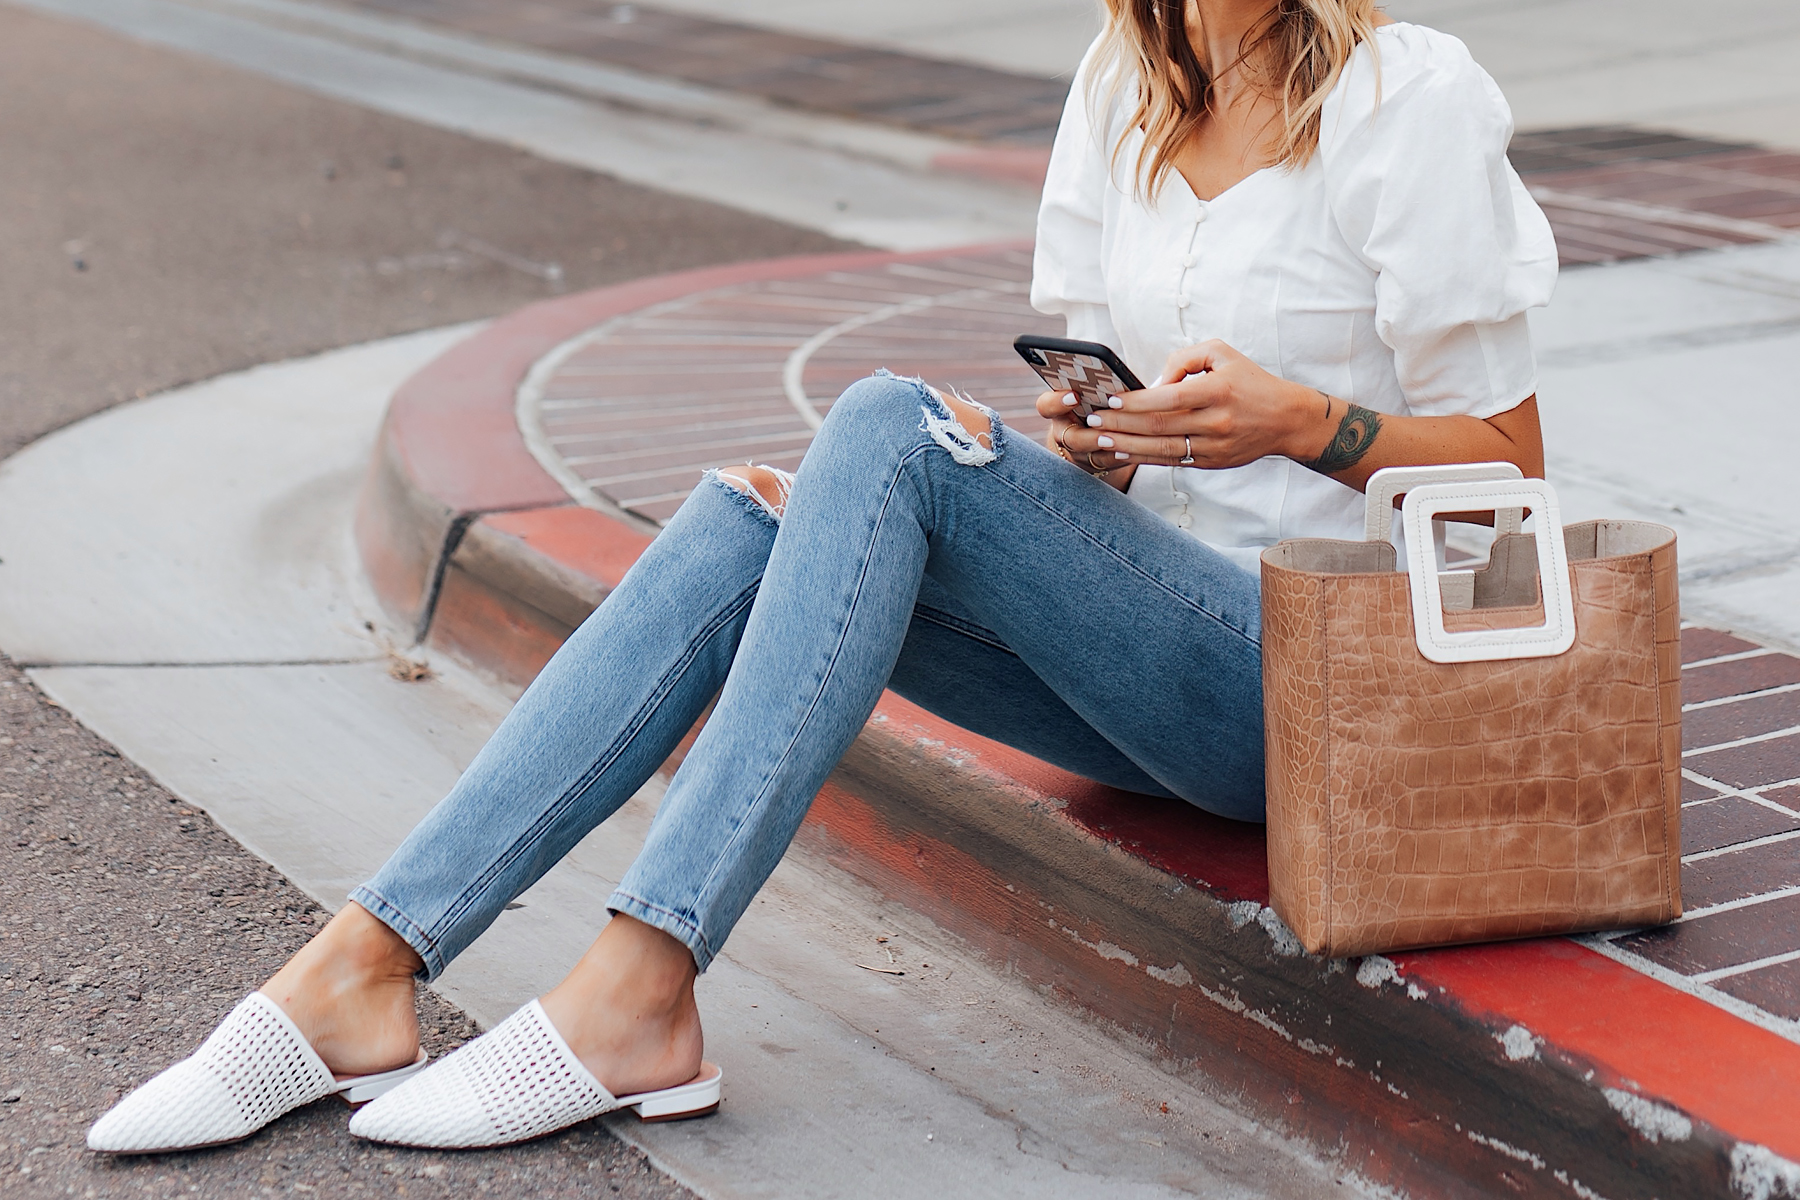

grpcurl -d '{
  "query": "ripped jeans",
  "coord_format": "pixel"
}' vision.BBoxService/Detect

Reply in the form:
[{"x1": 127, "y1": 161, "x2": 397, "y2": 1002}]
[{"x1": 350, "y1": 373, "x2": 1265, "y2": 975}]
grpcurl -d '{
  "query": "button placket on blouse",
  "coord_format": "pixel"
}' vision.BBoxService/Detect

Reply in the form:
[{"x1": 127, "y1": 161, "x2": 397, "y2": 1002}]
[
  {"x1": 1175, "y1": 201, "x2": 1207, "y2": 333},
  {"x1": 1168, "y1": 200, "x2": 1207, "y2": 530}
]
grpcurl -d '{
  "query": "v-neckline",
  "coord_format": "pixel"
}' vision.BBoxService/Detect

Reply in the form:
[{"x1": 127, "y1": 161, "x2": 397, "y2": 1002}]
[
  {"x1": 1175, "y1": 159, "x2": 1275, "y2": 207},
  {"x1": 1168, "y1": 21, "x2": 1403, "y2": 206}
]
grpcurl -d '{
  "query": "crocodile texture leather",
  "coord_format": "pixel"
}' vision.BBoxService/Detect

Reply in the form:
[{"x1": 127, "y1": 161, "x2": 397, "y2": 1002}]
[{"x1": 1260, "y1": 520, "x2": 1682, "y2": 957}]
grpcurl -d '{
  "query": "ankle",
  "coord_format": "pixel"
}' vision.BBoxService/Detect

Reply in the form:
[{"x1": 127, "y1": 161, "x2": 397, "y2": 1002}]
[
  {"x1": 262, "y1": 906, "x2": 420, "y2": 1022},
  {"x1": 329, "y1": 905, "x2": 423, "y2": 977},
  {"x1": 537, "y1": 916, "x2": 704, "y2": 1093},
  {"x1": 601, "y1": 914, "x2": 697, "y2": 989},
  {"x1": 259, "y1": 907, "x2": 422, "y2": 1076},
  {"x1": 325, "y1": 935, "x2": 421, "y2": 991}
]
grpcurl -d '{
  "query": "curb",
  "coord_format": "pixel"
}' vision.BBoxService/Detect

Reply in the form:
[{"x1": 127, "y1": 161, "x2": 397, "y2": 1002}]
[{"x1": 356, "y1": 257, "x2": 1800, "y2": 1198}]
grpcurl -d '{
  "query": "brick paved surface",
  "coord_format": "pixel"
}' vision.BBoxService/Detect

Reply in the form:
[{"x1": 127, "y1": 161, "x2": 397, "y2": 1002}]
[
  {"x1": 346, "y1": 0, "x2": 1069, "y2": 143},
  {"x1": 1511, "y1": 127, "x2": 1800, "y2": 266},
  {"x1": 1613, "y1": 633, "x2": 1800, "y2": 1022},
  {"x1": 521, "y1": 246, "x2": 1052, "y2": 523}
]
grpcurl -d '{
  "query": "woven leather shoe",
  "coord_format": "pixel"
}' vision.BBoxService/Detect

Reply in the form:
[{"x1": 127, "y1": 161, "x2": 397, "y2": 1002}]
[
  {"x1": 348, "y1": 999, "x2": 721, "y2": 1148},
  {"x1": 88, "y1": 992, "x2": 427, "y2": 1154}
]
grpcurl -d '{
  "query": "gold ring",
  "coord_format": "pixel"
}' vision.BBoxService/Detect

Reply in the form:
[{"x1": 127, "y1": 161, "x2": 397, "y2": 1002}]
[
  {"x1": 1085, "y1": 450, "x2": 1115, "y2": 475},
  {"x1": 1054, "y1": 422, "x2": 1076, "y2": 463}
]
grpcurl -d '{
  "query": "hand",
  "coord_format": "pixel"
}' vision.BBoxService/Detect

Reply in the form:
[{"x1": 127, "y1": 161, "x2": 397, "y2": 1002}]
[
  {"x1": 1035, "y1": 390, "x2": 1137, "y2": 489},
  {"x1": 1054, "y1": 340, "x2": 1326, "y2": 471}
]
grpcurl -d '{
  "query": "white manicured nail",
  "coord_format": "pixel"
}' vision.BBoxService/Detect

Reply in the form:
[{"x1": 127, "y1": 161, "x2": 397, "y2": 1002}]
[
  {"x1": 1107, "y1": 396, "x2": 1124, "y2": 408},
  {"x1": 1062, "y1": 393, "x2": 1077, "y2": 406},
  {"x1": 1114, "y1": 451, "x2": 1130, "y2": 460},
  {"x1": 1097, "y1": 435, "x2": 1115, "y2": 448},
  {"x1": 1085, "y1": 414, "x2": 1103, "y2": 427}
]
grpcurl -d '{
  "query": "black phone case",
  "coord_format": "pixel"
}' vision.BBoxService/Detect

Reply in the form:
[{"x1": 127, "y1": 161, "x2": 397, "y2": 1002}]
[{"x1": 1013, "y1": 335, "x2": 1146, "y2": 420}]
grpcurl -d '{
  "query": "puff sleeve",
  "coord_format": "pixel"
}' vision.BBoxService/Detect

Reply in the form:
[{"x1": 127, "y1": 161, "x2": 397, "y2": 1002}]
[
  {"x1": 1321, "y1": 27, "x2": 1558, "y2": 418},
  {"x1": 1031, "y1": 40, "x2": 1123, "y2": 349}
]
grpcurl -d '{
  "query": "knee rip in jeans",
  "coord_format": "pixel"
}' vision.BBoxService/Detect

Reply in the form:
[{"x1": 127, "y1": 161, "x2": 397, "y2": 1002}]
[
  {"x1": 920, "y1": 384, "x2": 999, "y2": 467},
  {"x1": 713, "y1": 464, "x2": 795, "y2": 521}
]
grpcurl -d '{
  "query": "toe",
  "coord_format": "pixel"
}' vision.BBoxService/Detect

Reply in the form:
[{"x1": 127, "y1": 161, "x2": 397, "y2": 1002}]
[{"x1": 89, "y1": 1060, "x2": 247, "y2": 1153}]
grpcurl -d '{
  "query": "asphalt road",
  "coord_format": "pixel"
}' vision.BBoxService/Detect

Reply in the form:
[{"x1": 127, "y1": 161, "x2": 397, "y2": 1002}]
[
  {"x1": 0, "y1": 2, "x2": 848, "y2": 460},
  {"x1": 0, "y1": 3, "x2": 851, "y2": 1195}
]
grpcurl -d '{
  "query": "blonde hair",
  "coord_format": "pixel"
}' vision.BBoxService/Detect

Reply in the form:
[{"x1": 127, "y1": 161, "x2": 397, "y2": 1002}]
[{"x1": 1092, "y1": 0, "x2": 1380, "y2": 197}]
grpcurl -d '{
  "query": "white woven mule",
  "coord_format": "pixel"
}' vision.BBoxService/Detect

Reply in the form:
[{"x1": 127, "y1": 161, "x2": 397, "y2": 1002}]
[
  {"x1": 88, "y1": 992, "x2": 428, "y2": 1154},
  {"x1": 348, "y1": 999, "x2": 722, "y2": 1149}
]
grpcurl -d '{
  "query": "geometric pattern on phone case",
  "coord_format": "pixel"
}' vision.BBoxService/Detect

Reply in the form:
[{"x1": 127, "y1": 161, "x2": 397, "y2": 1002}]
[{"x1": 1035, "y1": 350, "x2": 1130, "y2": 413}]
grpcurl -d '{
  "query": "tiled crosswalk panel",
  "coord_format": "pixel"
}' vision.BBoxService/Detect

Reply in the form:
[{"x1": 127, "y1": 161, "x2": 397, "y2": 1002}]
[
  {"x1": 1510, "y1": 127, "x2": 1800, "y2": 265},
  {"x1": 1603, "y1": 629, "x2": 1800, "y2": 1026},
  {"x1": 520, "y1": 247, "x2": 1051, "y2": 523}
]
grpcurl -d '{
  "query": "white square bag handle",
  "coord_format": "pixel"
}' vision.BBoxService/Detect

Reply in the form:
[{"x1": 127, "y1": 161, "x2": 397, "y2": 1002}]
[
  {"x1": 1362, "y1": 462, "x2": 1524, "y2": 545},
  {"x1": 1363, "y1": 465, "x2": 1576, "y2": 665}
]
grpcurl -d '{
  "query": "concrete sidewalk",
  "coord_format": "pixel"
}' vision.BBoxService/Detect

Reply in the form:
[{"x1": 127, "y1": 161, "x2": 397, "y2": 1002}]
[{"x1": 1533, "y1": 238, "x2": 1800, "y2": 651}]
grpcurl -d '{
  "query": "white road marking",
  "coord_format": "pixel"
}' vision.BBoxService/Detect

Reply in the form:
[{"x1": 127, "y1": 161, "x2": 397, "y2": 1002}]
[
  {"x1": 1693, "y1": 947, "x2": 1800, "y2": 985},
  {"x1": 1527, "y1": 186, "x2": 1800, "y2": 244},
  {"x1": 1677, "y1": 884, "x2": 1800, "y2": 924},
  {"x1": 1682, "y1": 827, "x2": 1800, "y2": 864},
  {"x1": 1684, "y1": 646, "x2": 1778, "y2": 670},
  {"x1": 1683, "y1": 723, "x2": 1800, "y2": 758},
  {"x1": 1685, "y1": 681, "x2": 1800, "y2": 713},
  {"x1": 1682, "y1": 768, "x2": 1800, "y2": 819}
]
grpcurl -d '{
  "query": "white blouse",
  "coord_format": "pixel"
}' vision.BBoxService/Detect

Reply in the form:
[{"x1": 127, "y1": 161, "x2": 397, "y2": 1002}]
[{"x1": 1031, "y1": 22, "x2": 1558, "y2": 574}]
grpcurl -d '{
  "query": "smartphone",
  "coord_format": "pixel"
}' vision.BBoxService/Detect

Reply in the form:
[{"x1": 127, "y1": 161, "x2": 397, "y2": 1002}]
[{"x1": 1014, "y1": 335, "x2": 1147, "y2": 422}]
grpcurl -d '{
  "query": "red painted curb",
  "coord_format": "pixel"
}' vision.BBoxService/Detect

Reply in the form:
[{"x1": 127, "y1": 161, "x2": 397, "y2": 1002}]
[
  {"x1": 356, "y1": 252, "x2": 1800, "y2": 1195},
  {"x1": 879, "y1": 694, "x2": 1800, "y2": 1160},
  {"x1": 385, "y1": 250, "x2": 930, "y2": 513},
  {"x1": 484, "y1": 507, "x2": 652, "y2": 592},
  {"x1": 1402, "y1": 940, "x2": 1800, "y2": 1159},
  {"x1": 873, "y1": 694, "x2": 1800, "y2": 1156}
]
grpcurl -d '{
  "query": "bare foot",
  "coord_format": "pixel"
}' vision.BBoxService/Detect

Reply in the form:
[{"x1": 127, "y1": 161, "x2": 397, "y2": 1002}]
[
  {"x1": 260, "y1": 902, "x2": 424, "y2": 1079},
  {"x1": 538, "y1": 914, "x2": 706, "y2": 1098}
]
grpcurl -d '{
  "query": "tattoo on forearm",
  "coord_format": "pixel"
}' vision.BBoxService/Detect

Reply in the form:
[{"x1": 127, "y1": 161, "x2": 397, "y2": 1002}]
[{"x1": 1305, "y1": 400, "x2": 1382, "y2": 475}]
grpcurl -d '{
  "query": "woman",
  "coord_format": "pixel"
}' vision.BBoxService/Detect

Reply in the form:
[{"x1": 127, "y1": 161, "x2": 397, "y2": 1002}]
[{"x1": 90, "y1": 0, "x2": 1553, "y2": 1154}]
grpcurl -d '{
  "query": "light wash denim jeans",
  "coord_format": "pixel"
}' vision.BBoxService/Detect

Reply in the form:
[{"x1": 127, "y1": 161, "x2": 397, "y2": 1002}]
[{"x1": 351, "y1": 372, "x2": 1265, "y2": 975}]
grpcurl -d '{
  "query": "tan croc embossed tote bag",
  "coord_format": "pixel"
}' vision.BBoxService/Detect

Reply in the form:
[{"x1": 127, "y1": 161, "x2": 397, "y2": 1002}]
[{"x1": 1259, "y1": 463, "x2": 1682, "y2": 958}]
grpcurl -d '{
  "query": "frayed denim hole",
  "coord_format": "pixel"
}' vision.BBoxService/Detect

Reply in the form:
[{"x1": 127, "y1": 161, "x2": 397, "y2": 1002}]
[
  {"x1": 703, "y1": 468, "x2": 781, "y2": 528},
  {"x1": 868, "y1": 367, "x2": 937, "y2": 403},
  {"x1": 918, "y1": 385, "x2": 1001, "y2": 467},
  {"x1": 718, "y1": 464, "x2": 794, "y2": 520},
  {"x1": 869, "y1": 367, "x2": 931, "y2": 387}
]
